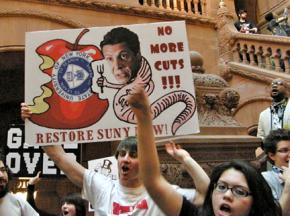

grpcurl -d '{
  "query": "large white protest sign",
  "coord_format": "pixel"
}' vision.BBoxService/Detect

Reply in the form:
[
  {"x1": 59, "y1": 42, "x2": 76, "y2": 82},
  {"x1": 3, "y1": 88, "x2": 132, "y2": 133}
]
[{"x1": 25, "y1": 21, "x2": 199, "y2": 145}]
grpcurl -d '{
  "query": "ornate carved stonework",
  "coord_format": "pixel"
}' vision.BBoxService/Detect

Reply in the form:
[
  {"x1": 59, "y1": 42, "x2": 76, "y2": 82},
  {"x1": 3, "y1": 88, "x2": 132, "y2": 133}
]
[
  {"x1": 157, "y1": 135, "x2": 261, "y2": 187},
  {"x1": 228, "y1": 62, "x2": 290, "y2": 84},
  {"x1": 190, "y1": 50, "x2": 228, "y2": 87},
  {"x1": 216, "y1": 1, "x2": 290, "y2": 80},
  {"x1": 219, "y1": 88, "x2": 240, "y2": 114},
  {"x1": 21, "y1": 0, "x2": 216, "y2": 27},
  {"x1": 190, "y1": 50, "x2": 241, "y2": 126},
  {"x1": 160, "y1": 163, "x2": 195, "y2": 188},
  {"x1": 195, "y1": 86, "x2": 241, "y2": 126},
  {"x1": 216, "y1": 4, "x2": 236, "y2": 81},
  {"x1": 193, "y1": 73, "x2": 228, "y2": 88},
  {"x1": 0, "y1": 9, "x2": 85, "y2": 28},
  {"x1": 190, "y1": 51, "x2": 205, "y2": 74}
]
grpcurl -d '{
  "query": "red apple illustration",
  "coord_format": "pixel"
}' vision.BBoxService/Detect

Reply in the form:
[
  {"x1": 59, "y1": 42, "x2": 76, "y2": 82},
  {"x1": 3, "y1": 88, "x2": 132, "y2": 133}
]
[{"x1": 29, "y1": 29, "x2": 109, "y2": 129}]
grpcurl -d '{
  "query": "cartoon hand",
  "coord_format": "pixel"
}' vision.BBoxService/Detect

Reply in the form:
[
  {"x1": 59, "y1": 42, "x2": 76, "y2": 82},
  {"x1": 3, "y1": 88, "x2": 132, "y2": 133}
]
[{"x1": 97, "y1": 76, "x2": 108, "y2": 89}]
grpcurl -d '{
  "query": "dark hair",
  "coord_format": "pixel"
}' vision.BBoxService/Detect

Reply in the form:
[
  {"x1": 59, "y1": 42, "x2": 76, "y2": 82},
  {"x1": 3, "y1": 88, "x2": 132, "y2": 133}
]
[
  {"x1": 100, "y1": 27, "x2": 140, "y2": 56},
  {"x1": 201, "y1": 160, "x2": 281, "y2": 216},
  {"x1": 265, "y1": 12, "x2": 274, "y2": 22},
  {"x1": 0, "y1": 160, "x2": 12, "y2": 181},
  {"x1": 114, "y1": 136, "x2": 137, "y2": 159},
  {"x1": 238, "y1": 9, "x2": 247, "y2": 15},
  {"x1": 61, "y1": 193, "x2": 86, "y2": 216},
  {"x1": 263, "y1": 129, "x2": 290, "y2": 156}
]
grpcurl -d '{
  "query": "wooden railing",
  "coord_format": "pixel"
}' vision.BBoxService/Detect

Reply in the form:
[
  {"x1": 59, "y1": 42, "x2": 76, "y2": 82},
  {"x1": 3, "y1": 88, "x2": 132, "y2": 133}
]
[{"x1": 231, "y1": 33, "x2": 290, "y2": 74}]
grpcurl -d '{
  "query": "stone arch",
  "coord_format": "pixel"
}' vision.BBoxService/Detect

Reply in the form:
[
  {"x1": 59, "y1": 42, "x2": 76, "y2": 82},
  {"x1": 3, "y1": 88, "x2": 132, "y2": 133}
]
[{"x1": 233, "y1": 97, "x2": 271, "y2": 131}]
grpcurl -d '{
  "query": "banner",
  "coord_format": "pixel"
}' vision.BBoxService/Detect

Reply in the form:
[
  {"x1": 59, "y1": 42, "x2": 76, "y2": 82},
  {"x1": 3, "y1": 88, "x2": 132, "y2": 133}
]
[
  {"x1": 25, "y1": 21, "x2": 199, "y2": 145},
  {"x1": 5, "y1": 124, "x2": 80, "y2": 177}
]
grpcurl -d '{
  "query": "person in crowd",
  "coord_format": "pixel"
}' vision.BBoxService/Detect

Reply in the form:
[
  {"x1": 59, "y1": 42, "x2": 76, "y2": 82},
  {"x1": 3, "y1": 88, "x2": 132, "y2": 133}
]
[
  {"x1": 0, "y1": 158, "x2": 39, "y2": 216},
  {"x1": 234, "y1": 9, "x2": 258, "y2": 34},
  {"x1": 265, "y1": 9, "x2": 290, "y2": 37},
  {"x1": 21, "y1": 106, "x2": 208, "y2": 215},
  {"x1": 27, "y1": 171, "x2": 86, "y2": 216},
  {"x1": 262, "y1": 129, "x2": 290, "y2": 200},
  {"x1": 257, "y1": 78, "x2": 290, "y2": 140},
  {"x1": 127, "y1": 84, "x2": 282, "y2": 216}
]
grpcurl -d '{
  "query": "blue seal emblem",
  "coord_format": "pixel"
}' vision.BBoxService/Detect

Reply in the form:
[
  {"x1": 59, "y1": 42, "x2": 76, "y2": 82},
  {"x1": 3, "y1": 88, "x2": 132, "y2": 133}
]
[{"x1": 52, "y1": 51, "x2": 93, "y2": 102}]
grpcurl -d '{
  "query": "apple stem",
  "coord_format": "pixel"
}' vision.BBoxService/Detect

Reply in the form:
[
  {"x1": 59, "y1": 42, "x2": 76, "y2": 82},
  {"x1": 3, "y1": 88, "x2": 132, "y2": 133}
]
[{"x1": 73, "y1": 28, "x2": 90, "y2": 50}]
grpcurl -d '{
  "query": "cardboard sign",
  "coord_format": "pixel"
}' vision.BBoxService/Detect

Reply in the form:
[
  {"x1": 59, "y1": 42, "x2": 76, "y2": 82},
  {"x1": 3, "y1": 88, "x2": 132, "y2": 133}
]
[
  {"x1": 5, "y1": 124, "x2": 80, "y2": 177},
  {"x1": 25, "y1": 21, "x2": 199, "y2": 145},
  {"x1": 87, "y1": 156, "x2": 118, "y2": 211}
]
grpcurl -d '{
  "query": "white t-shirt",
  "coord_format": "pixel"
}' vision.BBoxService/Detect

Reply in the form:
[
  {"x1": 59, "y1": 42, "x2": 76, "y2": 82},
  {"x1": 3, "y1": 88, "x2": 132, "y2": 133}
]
[
  {"x1": 83, "y1": 169, "x2": 195, "y2": 216},
  {"x1": 0, "y1": 192, "x2": 39, "y2": 216}
]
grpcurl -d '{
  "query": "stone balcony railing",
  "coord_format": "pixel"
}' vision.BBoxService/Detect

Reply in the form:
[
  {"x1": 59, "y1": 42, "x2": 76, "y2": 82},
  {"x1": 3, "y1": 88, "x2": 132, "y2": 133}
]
[
  {"x1": 216, "y1": 3, "x2": 290, "y2": 80},
  {"x1": 84, "y1": 0, "x2": 209, "y2": 16},
  {"x1": 23, "y1": 0, "x2": 217, "y2": 26},
  {"x1": 140, "y1": 0, "x2": 208, "y2": 16},
  {"x1": 231, "y1": 33, "x2": 290, "y2": 74}
]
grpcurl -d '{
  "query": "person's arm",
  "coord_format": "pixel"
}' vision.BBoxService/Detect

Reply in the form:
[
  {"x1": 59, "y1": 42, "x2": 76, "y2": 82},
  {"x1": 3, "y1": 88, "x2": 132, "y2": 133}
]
[
  {"x1": 27, "y1": 172, "x2": 56, "y2": 216},
  {"x1": 234, "y1": 21, "x2": 241, "y2": 31},
  {"x1": 249, "y1": 21, "x2": 258, "y2": 33},
  {"x1": 21, "y1": 103, "x2": 85, "y2": 188},
  {"x1": 42, "y1": 145, "x2": 85, "y2": 187},
  {"x1": 27, "y1": 171, "x2": 41, "y2": 209},
  {"x1": 165, "y1": 142, "x2": 209, "y2": 206},
  {"x1": 279, "y1": 166, "x2": 290, "y2": 216},
  {"x1": 127, "y1": 86, "x2": 184, "y2": 216}
]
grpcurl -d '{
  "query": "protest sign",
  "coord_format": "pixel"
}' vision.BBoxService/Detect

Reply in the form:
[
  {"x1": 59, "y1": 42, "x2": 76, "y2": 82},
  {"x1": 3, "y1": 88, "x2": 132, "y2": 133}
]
[
  {"x1": 87, "y1": 156, "x2": 118, "y2": 211},
  {"x1": 5, "y1": 124, "x2": 80, "y2": 177},
  {"x1": 25, "y1": 21, "x2": 199, "y2": 145}
]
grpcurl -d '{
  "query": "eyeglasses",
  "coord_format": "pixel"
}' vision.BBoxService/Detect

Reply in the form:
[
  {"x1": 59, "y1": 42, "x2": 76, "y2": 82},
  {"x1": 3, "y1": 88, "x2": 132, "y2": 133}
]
[
  {"x1": 271, "y1": 81, "x2": 284, "y2": 86},
  {"x1": 0, "y1": 166, "x2": 8, "y2": 173},
  {"x1": 214, "y1": 181, "x2": 252, "y2": 198},
  {"x1": 277, "y1": 148, "x2": 290, "y2": 154}
]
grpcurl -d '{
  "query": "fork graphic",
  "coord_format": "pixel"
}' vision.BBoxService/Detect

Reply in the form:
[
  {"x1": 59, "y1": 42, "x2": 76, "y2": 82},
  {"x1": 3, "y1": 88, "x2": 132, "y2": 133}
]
[{"x1": 97, "y1": 64, "x2": 104, "y2": 93}]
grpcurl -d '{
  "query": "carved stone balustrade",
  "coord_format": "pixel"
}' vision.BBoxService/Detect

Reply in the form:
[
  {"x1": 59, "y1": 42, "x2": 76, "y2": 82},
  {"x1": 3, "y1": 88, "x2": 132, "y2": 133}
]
[
  {"x1": 216, "y1": 1, "x2": 290, "y2": 80},
  {"x1": 141, "y1": 0, "x2": 208, "y2": 16},
  {"x1": 232, "y1": 33, "x2": 290, "y2": 74},
  {"x1": 16, "y1": 0, "x2": 217, "y2": 27}
]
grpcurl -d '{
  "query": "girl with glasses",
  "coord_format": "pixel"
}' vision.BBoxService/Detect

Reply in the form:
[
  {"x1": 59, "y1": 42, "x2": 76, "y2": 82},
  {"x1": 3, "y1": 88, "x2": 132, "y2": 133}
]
[{"x1": 127, "y1": 85, "x2": 282, "y2": 216}]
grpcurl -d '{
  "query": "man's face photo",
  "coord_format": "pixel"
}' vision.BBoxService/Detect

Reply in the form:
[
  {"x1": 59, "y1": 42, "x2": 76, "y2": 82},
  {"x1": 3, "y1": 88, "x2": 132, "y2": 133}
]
[
  {"x1": 102, "y1": 42, "x2": 140, "y2": 84},
  {"x1": 0, "y1": 160, "x2": 8, "y2": 198}
]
